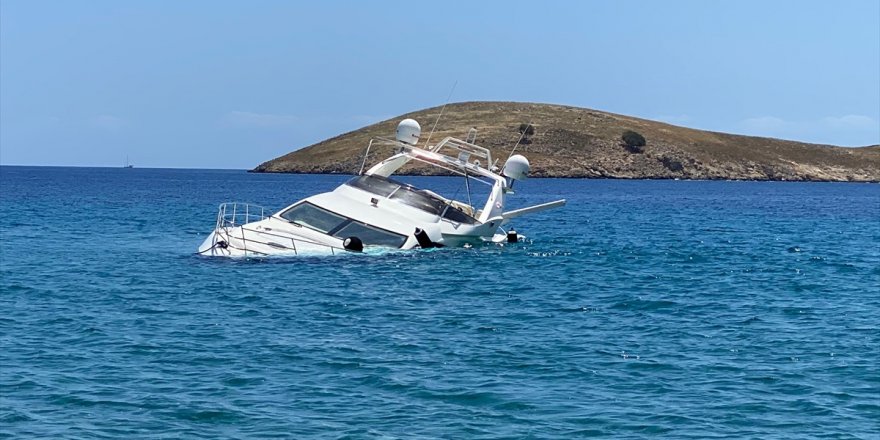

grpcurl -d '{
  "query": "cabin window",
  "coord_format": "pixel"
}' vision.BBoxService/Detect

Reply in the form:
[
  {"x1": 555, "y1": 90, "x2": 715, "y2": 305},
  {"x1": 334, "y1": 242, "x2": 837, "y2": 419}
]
[
  {"x1": 280, "y1": 202, "x2": 407, "y2": 248},
  {"x1": 346, "y1": 175, "x2": 399, "y2": 197},
  {"x1": 441, "y1": 206, "x2": 478, "y2": 224},
  {"x1": 389, "y1": 189, "x2": 445, "y2": 215},
  {"x1": 333, "y1": 222, "x2": 407, "y2": 248},
  {"x1": 280, "y1": 203, "x2": 346, "y2": 234}
]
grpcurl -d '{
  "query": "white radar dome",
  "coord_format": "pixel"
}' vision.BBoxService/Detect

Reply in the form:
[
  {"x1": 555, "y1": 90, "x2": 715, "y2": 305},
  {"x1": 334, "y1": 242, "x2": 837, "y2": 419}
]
[
  {"x1": 502, "y1": 154, "x2": 530, "y2": 180},
  {"x1": 396, "y1": 119, "x2": 421, "y2": 145}
]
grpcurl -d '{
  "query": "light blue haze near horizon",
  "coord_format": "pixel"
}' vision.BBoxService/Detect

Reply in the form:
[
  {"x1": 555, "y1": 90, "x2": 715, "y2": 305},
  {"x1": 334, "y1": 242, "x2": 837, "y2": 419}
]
[{"x1": 1, "y1": 0, "x2": 878, "y2": 169}]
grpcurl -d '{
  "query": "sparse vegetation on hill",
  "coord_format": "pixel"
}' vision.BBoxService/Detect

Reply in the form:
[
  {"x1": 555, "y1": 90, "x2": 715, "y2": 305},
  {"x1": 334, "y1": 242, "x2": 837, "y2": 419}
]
[
  {"x1": 518, "y1": 123, "x2": 535, "y2": 145},
  {"x1": 252, "y1": 101, "x2": 880, "y2": 182},
  {"x1": 518, "y1": 123, "x2": 536, "y2": 136},
  {"x1": 621, "y1": 130, "x2": 646, "y2": 154}
]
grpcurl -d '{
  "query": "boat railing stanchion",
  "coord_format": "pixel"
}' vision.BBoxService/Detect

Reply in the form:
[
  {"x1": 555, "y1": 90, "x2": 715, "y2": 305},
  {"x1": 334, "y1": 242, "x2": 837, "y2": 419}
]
[
  {"x1": 358, "y1": 139, "x2": 374, "y2": 175},
  {"x1": 240, "y1": 222, "x2": 247, "y2": 256},
  {"x1": 216, "y1": 203, "x2": 225, "y2": 231}
]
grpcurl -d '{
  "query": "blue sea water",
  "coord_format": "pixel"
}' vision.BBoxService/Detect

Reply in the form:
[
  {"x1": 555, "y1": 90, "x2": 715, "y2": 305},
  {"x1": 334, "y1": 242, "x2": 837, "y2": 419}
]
[{"x1": 1, "y1": 166, "x2": 878, "y2": 439}]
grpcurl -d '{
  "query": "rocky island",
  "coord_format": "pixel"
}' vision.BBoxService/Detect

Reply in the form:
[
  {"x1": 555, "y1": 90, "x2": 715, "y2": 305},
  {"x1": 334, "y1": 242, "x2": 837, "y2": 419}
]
[{"x1": 252, "y1": 102, "x2": 879, "y2": 182}]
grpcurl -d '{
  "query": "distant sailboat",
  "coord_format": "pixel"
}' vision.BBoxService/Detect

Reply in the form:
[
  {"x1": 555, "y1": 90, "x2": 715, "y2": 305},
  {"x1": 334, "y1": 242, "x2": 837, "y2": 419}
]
[{"x1": 124, "y1": 155, "x2": 133, "y2": 168}]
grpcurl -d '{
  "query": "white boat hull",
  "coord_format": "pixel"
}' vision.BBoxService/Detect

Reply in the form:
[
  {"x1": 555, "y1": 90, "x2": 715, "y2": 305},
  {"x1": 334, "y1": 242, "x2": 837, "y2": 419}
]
[{"x1": 197, "y1": 218, "x2": 349, "y2": 257}]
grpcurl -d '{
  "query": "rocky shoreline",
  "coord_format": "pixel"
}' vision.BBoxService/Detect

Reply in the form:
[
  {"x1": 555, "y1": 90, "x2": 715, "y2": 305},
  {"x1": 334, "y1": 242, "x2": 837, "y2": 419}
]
[{"x1": 252, "y1": 102, "x2": 880, "y2": 183}]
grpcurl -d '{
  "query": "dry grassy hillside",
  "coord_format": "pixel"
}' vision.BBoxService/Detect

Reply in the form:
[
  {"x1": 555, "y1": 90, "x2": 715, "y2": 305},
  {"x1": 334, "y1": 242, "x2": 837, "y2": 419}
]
[{"x1": 252, "y1": 102, "x2": 879, "y2": 181}]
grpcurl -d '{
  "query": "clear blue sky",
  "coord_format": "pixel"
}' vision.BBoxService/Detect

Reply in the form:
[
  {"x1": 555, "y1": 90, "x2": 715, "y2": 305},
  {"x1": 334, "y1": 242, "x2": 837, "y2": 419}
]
[{"x1": 1, "y1": 0, "x2": 878, "y2": 168}]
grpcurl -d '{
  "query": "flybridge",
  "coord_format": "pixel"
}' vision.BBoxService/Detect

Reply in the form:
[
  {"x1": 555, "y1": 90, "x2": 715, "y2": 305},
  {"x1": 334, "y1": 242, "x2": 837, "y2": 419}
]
[
  {"x1": 198, "y1": 118, "x2": 565, "y2": 257},
  {"x1": 360, "y1": 118, "x2": 495, "y2": 177}
]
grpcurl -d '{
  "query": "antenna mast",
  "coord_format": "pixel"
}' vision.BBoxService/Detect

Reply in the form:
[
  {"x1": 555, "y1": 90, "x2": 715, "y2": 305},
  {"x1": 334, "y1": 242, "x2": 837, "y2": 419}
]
[
  {"x1": 507, "y1": 120, "x2": 533, "y2": 161},
  {"x1": 424, "y1": 80, "x2": 457, "y2": 148}
]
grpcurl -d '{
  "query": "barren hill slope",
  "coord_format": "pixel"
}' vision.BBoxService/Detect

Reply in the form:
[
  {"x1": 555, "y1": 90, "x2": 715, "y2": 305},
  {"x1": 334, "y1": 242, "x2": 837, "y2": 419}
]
[{"x1": 253, "y1": 102, "x2": 879, "y2": 181}]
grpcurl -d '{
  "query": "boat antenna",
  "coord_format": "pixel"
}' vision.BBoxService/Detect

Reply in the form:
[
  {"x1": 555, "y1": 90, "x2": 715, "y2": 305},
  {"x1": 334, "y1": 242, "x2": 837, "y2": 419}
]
[
  {"x1": 463, "y1": 164, "x2": 473, "y2": 209},
  {"x1": 424, "y1": 80, "x2": 457, "y2": 148},
  {"x1": 507, "y1": 119, "x2": 533, "y2": 161}
]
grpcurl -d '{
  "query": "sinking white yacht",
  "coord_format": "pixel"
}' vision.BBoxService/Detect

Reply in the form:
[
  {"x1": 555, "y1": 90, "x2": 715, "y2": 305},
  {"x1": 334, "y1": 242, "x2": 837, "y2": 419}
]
[{"x1": 197, "y1": 118, "x2": 565, "y2": 256}]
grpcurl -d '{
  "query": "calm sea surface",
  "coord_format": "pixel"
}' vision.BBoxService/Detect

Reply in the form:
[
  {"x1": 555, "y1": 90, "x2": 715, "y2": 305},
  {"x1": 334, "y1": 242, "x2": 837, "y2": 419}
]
[{"x1": 1, "y1": 166, "x2": 878, "y2": 439}]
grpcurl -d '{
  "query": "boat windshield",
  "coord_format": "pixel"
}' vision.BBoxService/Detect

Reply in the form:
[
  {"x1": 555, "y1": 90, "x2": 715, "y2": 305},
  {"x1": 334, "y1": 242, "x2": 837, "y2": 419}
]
[
  {"x1": 346, "y1": 175, "x2": 445, "y2": 215},
  {"x1": 345, "y1": 175, "x2": 477, "y2": 224},
  {"x1": 279, "y1": 202, "x2": 407, "y2": 248}
]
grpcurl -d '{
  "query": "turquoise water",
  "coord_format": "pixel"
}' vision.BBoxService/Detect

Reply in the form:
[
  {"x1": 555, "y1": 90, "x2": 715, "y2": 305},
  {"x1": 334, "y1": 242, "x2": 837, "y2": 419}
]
[{"x1": 1, "y1": 166, "x2": 878, "y2": 438}]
